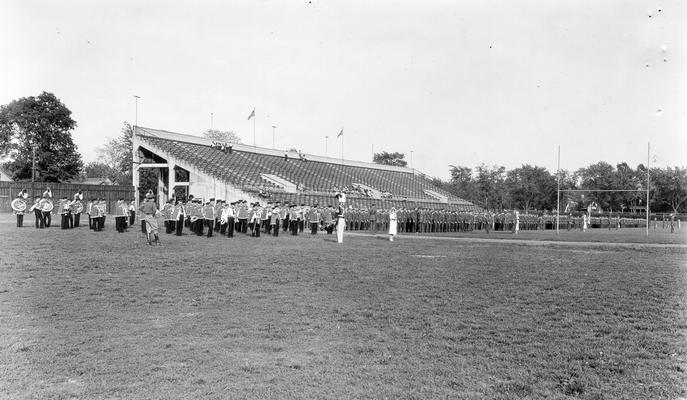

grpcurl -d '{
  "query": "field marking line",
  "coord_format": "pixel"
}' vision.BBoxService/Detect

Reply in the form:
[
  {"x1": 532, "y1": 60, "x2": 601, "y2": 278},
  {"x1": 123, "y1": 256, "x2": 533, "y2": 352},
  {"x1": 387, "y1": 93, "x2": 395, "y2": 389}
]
[{"x1": 345, "y1": 231, "x2": 687, "y2": 249}]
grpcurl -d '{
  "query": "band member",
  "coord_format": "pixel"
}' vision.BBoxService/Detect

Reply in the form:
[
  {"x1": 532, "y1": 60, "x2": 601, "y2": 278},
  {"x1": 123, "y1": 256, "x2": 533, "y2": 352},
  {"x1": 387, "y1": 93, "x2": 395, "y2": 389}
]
[
  {"x1": 261, "y1": 202, "x2": 271, "y2": 234},
  {"x1": 12, "y1": 190, "x2": 28, "y2": 227},
  {"x1": 162, "y1": 199, "x2": 175, "y2": 234},
  {"x1": 91, "y1": 198, "x2": 104, "y2": 232},
  {"x1": 298, "y1": 204, "x2": 306, "y2": 233},
  {"x1": 213, "y1": 199, "x2": 222, "y2": 232},
  {"x1": 308, "y1": 204, "x2": 320, "y2": 235},
  {"x1": 173, "y1": 198, "x2": 186, "y2": 236},
  {"x1": 86, "y1": 198, "x2": 94, "y2": 229},
  {"x1": 322, "y1": 205, "x2": 334, "y2": 234},
  {"x1": 57, "y1": 196, "x2": 70, "y2": 229},
  {"x1": 114, "y1": 198, "x2": 129, "y2": 233},
  {"x1": 139, "y1": 193, "x2": 161, "y2": 245},
  {"x1": 289, "y1": 204, "x2": 299, "y2": 235},
  {"x1": 192, "y1": 199, "x2": 204, "y2": 236},
  {"x1": 72, "y1": 191, "x2": 83, "y2": 227},
  {"x1": 224, "y1": 201, "x2": 235, "y2": 237},
  {"x1": 128, "y1": 200, "x2": 136, "y2": 226},
  {"x1": 237, "y1": 200, "x2": 249, "y2": 234},
  {"x1": 217, "y1": 201, "x2": 227, "y2": 235},
  {"x1": 29, "y1": 196, "x2": 45, "y2": 228},
  {"x1": 270, "y1": 204, "x2": 280, "y2": 236},
  {"x1": 40, "y1": 188, "x2": 53, "y2": 227},
  {"x1": 250, "y1": 202, "x2": 261, "y2": 237},
  {"x1": 203, "y1": 200, "x2": 215, "y2": 237},
  {"x1": 281, "y1": 201, "x2": 290, "y2": 233}
]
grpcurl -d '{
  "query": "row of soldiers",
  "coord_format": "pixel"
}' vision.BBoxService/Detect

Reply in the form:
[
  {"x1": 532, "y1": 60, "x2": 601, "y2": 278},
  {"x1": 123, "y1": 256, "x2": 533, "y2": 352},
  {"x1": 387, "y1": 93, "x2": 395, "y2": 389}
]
[{"x1": 338, "y1": 207, "x2": 656, "y2": 234}]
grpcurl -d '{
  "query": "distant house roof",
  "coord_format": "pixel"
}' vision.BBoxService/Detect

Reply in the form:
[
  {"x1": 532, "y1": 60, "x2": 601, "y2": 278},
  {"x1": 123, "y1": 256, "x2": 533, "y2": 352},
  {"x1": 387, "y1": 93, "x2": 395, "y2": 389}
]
[
  {"x1": 0, "y1": 167, "x2": 12, "y2": 182},
  {"x1": 79, "y1": 177, "x2": 113, "y2": 185}
]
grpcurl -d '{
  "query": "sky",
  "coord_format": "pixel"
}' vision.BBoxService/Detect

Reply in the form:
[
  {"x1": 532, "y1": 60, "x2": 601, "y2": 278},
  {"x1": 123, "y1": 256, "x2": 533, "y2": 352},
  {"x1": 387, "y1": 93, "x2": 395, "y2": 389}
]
[{"x1": 2, "y1": 0, "x2": 685, "y2": 180}]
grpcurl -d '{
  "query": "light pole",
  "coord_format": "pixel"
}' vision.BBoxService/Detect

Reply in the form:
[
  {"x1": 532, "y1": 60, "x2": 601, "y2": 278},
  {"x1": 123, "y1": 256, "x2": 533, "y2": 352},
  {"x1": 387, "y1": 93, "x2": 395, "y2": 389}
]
[
  {"x1": 272, "y1": 125, "x2": 276, "y2": 149},
  {"x1": 325, "y1": 136, "x2": 329, "y2": 156},
  {"x1": 133, "y1": 95, "x2": 140, "y2": 127},
  {"x1": 410, "y1": 150, "x2": 414, "y2": 169},
  {"x1": 211, "y1": 113, "x2": 214, "y2": 131},
  {"x1": 133, "y1": 95, "x2": 141, "y2": 210}
]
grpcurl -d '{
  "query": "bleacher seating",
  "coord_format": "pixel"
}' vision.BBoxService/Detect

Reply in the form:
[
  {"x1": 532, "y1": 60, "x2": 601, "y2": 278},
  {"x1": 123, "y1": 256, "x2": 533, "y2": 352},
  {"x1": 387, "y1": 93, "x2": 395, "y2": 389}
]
[{"x1": 139, "y1": 133, "x2": 477, "y2": 211}]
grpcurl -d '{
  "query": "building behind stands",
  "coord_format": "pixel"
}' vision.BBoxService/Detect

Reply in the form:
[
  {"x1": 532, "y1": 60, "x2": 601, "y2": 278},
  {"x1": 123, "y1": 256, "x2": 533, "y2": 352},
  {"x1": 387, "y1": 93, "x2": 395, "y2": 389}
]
[{"x1": 133, "y1": 126, "x2": 477, "y2": 210}]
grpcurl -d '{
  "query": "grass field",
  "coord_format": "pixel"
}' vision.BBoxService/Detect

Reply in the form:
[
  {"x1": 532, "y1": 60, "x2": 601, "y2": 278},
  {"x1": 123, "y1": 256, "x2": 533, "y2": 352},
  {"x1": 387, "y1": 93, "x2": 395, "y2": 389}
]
[{"x1": 1, "y1": 215, "x2": 686, "y2": 399}]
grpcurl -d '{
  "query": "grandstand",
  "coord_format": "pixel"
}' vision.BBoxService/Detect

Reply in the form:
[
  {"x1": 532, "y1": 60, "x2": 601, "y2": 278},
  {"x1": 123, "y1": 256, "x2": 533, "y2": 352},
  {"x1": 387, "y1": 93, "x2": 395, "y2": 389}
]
[{"x1": 133, "y1": 126, "x2": 477, "y2": 210}]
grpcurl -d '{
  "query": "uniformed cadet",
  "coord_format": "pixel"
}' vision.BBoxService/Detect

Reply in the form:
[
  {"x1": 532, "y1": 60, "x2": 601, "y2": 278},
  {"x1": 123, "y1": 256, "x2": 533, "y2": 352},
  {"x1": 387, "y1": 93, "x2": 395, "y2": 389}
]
[
  {"x1": 115, "y1": 198, "x2": 129, "y2": 233},
  {"x1": 298, "y1": 204, "x2": 306, "y2": 233},
  {"x1": 225, "y1": 201, "x2": 236, "y2": 237},
  {"x1": 250, "y1": 203, "x2": 262, "y2": 237},
  {"x1": 128, "y1": 200, "x2": 136, "y2": 227},
  {"x1": 213, "y1": 199, "x2": 222, "y2": 233},
  {"x1": 237, "y1": 200, "x2": 249, "y2": 234},
  {"x1": 270, "y1": 204, "x2": 281, "y2": 236},
  {"x1": 40, "y1": 188, "x2": 53, "y2": 228},
  {"x1": 289, "y1": 205, "x2": 299, "y2": 235},
  {"x1": 308, "y1": 204, "x2": 321, "y2": 234},
  {"x1": 161, "y1": 199, "x2": 175, "y2": 234},
  {"x1": 281, "y1": 201, "x2": 290, "y2": 233},
  {"x1": 203, "y1": 201, "x2": 215, "y2": 237},
  {"x1": 13, "y1": 190, "x2": 28, "y2": 227},
  {"x1": 29, "y1": 196, "x2": 45, "y2": 228},
  {"x1": 173, "y1": 198, "x2": 186, "y2": 236},
  {"x1": 193, "y1": 199, "x2": 205, "y2": 236},
  {"x1": 139, "y1": 193, "x2": 161, "y2": 245},
  {"x1": 58, "y1": 196, "x2": 71, "y2": 229},
  {"x1": 72, "y1": 191, "x2": 83, "y2": 227},
  {"x1": 261, "y1": 202, "x2": 271, "y2": 234}
]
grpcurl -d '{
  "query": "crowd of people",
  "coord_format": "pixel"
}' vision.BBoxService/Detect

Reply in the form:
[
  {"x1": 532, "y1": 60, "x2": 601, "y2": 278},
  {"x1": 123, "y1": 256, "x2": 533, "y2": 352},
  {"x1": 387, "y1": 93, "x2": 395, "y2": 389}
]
[{"x1": 11, "y1": 188, "x2": 681, "y2": 244}]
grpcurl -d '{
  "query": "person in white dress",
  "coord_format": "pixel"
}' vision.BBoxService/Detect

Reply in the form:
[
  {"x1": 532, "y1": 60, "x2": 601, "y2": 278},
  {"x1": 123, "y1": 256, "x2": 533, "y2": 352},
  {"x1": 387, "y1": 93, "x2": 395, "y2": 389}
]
[{"x1": 388, "y1": 207, "x2": 398, "y2": 241}]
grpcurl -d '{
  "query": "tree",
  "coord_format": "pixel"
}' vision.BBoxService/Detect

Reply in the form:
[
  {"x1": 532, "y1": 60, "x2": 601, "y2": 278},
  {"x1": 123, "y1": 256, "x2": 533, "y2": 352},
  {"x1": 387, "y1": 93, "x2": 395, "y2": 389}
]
[
  {"x1": 0, "y1": 92, "x2": 83, "y2": 182},
  {"x1": 575, "y1": 161, "x2": 616, "y2": 210},
  {"x1": 474, "y1": 164, "x2": 507, "y2": 211},
  {"x1": 373, "y1": 151, "x2": 408, "y2": 167},
  {"x1": 506, "y1": 164, "x2": 556, "y2": 212},
  {"x1": 83, "y1": 161, "x2": 118, "y2": 183},
  {"x1": 448, "y1": 165, "x2": 477, "y2": 202},
  {"x1": 652, "y1": 167, "x2": 687, "y2": 214},
  {"x1": 203, "y1": 129, "x2": 242, "y2": 144}
]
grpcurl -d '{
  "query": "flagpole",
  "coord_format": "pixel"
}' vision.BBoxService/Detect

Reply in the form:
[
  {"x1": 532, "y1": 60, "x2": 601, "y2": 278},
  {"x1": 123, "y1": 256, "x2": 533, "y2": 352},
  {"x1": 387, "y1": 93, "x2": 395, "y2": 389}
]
[{"x1": 253, "y1": 107, "x2": 256, "y2": 147}]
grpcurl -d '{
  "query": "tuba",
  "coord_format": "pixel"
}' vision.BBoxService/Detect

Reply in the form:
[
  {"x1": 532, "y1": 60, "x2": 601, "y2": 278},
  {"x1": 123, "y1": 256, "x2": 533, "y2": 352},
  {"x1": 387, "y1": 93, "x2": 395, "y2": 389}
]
[
  {"x1": 11, "y1": 198, "x2": 27, "y2": 212},
  {"x1": 40, "y1": 199, "x2": 54, "y2": 212}
]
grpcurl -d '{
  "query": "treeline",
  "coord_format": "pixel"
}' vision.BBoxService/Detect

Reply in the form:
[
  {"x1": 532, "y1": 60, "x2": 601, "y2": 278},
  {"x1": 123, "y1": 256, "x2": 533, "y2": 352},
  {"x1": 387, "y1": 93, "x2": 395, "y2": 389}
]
[{"x1": 431, "y1": 163, "x2": 687, "y2": 215}]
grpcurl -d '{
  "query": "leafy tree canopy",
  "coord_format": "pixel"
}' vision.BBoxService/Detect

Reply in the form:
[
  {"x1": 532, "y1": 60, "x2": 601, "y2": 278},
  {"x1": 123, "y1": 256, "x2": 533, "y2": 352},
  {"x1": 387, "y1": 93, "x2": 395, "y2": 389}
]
[
  {"x1": 373, "y1": 151, "x2": 407, "y2": 167},
  {"x1": 0, "y1": 92, "x2": 83, "y2": 182},
  {"x1": 203, "y1": 129, "x2": 242, "y2": 144}
]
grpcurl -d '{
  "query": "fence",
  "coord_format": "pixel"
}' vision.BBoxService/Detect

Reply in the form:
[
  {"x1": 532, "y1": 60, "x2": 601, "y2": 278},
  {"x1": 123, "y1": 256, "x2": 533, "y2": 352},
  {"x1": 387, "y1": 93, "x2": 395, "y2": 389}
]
[{"x1": 0, "y1": 182, "x2": 134, "y2": 214}]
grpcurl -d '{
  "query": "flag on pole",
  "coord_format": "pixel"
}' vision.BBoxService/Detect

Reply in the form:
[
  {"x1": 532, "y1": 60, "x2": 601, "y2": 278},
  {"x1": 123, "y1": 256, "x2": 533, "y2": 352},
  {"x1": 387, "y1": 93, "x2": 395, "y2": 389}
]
[
  {"x1": 337, "y1": 128, "x2": 343, "y2": 138},
  {"x1": 247, "y1": 108, "x2": 255, "y2": 120}
]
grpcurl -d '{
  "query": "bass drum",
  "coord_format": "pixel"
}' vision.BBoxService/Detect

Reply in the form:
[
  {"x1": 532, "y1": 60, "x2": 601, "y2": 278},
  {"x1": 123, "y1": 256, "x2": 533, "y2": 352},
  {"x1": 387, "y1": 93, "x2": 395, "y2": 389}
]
[
  {"x1": 41, "y1": 199, "x2": 54, "y2": 212},
  {"x1": 11, "y1": 198, "x2": 27, "y2": 212}
]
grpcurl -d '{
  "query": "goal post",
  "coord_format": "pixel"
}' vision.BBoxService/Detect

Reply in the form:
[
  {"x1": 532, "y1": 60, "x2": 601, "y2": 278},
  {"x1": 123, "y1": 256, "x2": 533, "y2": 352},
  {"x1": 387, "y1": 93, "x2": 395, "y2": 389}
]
[{"x1": 556, "y1": 143, "x2": 651, "y2": 237}]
